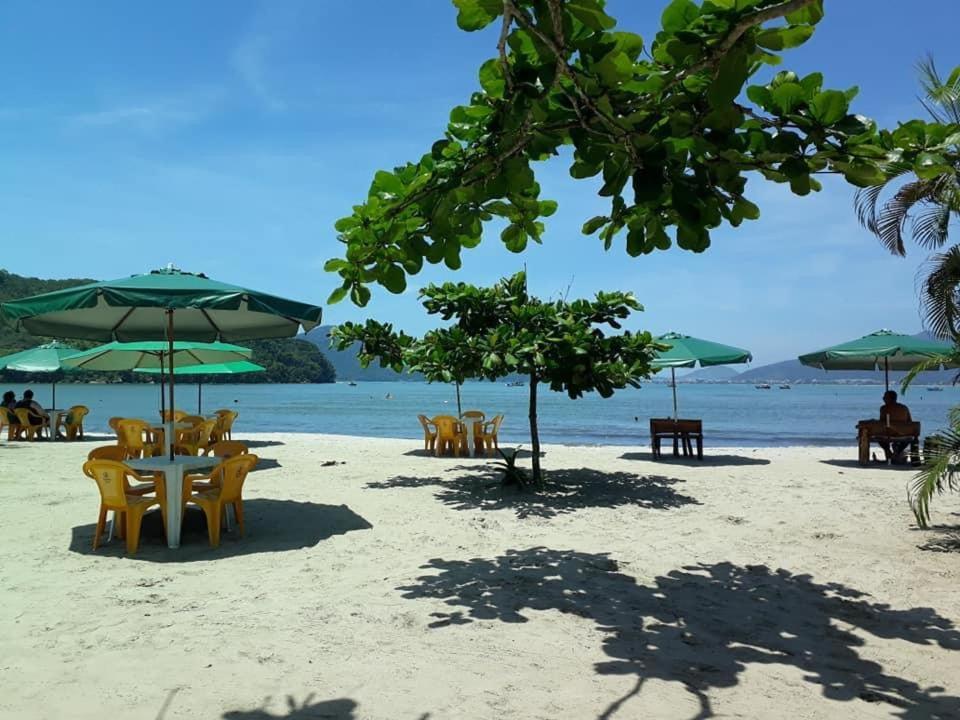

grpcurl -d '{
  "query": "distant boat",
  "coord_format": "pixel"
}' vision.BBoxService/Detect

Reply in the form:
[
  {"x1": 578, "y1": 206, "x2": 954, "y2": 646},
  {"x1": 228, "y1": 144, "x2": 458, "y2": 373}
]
[
  {"x1": 928, "y1": 386, "x2": 944, "y2": 391},
  {"x1": 506, "y1": 380, "x2": 525, "y2": 387},
  {"x1": 779, "y1": 385, "x2": 791, "y2": 389},
  {"x1": 755, "y1": 384, "x2": 771, "y2": 390},
  {"x1": 348, "y1": 381, "x2": 357, "y2": 387}
]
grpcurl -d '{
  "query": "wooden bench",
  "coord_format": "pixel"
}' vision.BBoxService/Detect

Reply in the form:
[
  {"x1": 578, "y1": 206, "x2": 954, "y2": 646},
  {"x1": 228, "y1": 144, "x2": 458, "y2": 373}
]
[
  {"x1": 857, "y1": 420, "x2": 920, "y2": 466},
  {"x1": 651, "y1": 418, "x2": 703, "y2": 460}
]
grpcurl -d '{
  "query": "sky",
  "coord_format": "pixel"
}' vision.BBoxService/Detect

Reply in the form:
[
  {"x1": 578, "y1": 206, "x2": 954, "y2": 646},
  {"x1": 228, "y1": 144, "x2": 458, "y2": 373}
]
[{"x1": 0, "y1": 0, "x2": 957, "y2": 365}]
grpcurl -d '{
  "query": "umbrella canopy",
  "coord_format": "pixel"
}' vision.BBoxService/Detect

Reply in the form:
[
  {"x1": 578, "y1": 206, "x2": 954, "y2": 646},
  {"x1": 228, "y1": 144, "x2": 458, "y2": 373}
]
[
  {"x1": 0, "y1": 265, "x2": 323, "y2": 342},
  {"x1": 0, "y1": 340, "x2": 81, "y2": 409},
  {"x1": 135, "y1": 360, "x2": 265, "y2": 414},
  {"x1": 652, "y1": 332, "x2": 753, "y2": 419},
  {"x1": 63, "y1": 341, "x2": 252, "y2": 371},
  {"x1": 1, "y1": 266, "x2": 322, "y2": 458},
  {"x1": 798, "y1": 329, "x2": 953, "y2": 372}
]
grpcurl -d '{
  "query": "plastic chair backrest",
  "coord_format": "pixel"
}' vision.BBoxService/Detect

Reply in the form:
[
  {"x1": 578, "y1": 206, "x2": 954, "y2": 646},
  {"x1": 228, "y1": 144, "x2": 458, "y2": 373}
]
[
  {"x1": 489, "y1": 414, "x2": 504, "y2": 433},
  {"x1": 431, "y1": 415, "x2": 463, "y2": 438},
  {"x1": 208, "y1": 440, "x2": 249, "y2": 458},
  {"x1": 219, "y1": 410, "x2": 238, "y2": 432},
  {"x1": 195, "y1": 419, "x2": 217, "y2": 447},
  {"x1": 213, "y1": 409, "x2": 232, "y2": 417},
  {"x1": 462, "y1": 410, "x2": 485, "y2": 421},
  {"x1": 82, "y1": 459, "x2": 134, "y2": 508},
  {"x1": 108, "y1": 416, "x2": 125, "y2": 433},
  {"x1": 181, "y1": 415, "x2": 205, "y2": 427},
  {"x1": 66, "y1": 405, "x2": 89, "y2": 426},
  {"x1": 160, "y1": 409, "x2": 187, "y2": 422},
  {"x1": 116, "y1": 419, "x2": 151, "y2": 452},
  {"x1": 4, "y1": 408, "x2": 19, "y2": 425},
  {"x1": 14, "y1": 408, "x2": 33, "y2": 426},
  {"x1": 87, "y1": 445, "x2": 127, "y2": 462},
  {"x1": 215, "y1": 454, "x2": 258, "y2": 502},
  {"x1": 417, "y1": 415, "x2": 435, "y2": 432}
]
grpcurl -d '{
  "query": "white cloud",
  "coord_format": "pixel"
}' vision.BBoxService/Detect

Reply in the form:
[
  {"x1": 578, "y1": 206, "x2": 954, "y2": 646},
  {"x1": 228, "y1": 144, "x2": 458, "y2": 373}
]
[{"x1": 231, "y1": 32, "x2": 286, "y2": 112}]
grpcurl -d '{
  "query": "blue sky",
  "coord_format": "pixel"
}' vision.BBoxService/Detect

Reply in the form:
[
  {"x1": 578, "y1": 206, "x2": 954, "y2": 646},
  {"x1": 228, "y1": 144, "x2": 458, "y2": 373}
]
[{"x1": 0, "y1": 0, "x2": 957, "y2": 365}]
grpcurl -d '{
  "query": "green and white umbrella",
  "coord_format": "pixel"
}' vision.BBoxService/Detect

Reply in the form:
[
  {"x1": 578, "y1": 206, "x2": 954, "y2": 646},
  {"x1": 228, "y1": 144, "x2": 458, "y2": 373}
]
[
  {"x1": 134, "y1": 360, "x2": 265, "y2": 414},
  {"x1": 0, "y1": 340, "x2": 81, "y2": 409},
  {"x1": 798, "y1": 329, "x2": 954, "y2": 390},
  {"x1": 2, "y1": 266, "x2": 322, "y2": 457},
  {"x1": 652, "y1": 332, "x2": 753, "y2": 419},
  {"x1": 63, "y1": 341, "x2": 252, "y2": 371}
]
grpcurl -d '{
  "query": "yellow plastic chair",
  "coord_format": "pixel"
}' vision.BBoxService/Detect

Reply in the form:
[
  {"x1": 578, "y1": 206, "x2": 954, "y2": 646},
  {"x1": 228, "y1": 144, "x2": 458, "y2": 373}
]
[
  {"x1": 189, "y1": 441, "x2": 251, "y2": 493},
  {"x1": 116, "y1": 419, "x2": 162, "y2": 459},
  {"x1": 13, "y1": 408, "x2": 42, "y2": 441},
  {"x1": 57, "y1": 405, "x2": 89, "y2": 440},
  {"x1": 87, "y1": 445, "x2": 128, "y2": 462},
  {"x1": 180, "y1": 415, "x2": 205, "y2": 427},
  {"x1": 4, "y1": 408, "x2": 23, "y2": 440},
  {"x1": 185, "y1": 454, "x2": 258, "y2": 548},
  {"x1": 160, "y1": 409, "x2": 188, "y2": 422},
  {"x1": 476, "y1": 415, "x2": 504, "y2": 457},
  {"x1": 431, "y1": 415, "x2": 468, "y2": 457},
  {"x1": 82, "y1": 459, "x2": 166, "y2": 554},
  {"x1": 175, "y1": 419, "x2": 217, "y2": 456},
  {"x1": 211, "y1": 410, "x2": 238, "y2": 442},
  {"x1": 417, "y1": 415, "x2": 438, "y2": 452}
]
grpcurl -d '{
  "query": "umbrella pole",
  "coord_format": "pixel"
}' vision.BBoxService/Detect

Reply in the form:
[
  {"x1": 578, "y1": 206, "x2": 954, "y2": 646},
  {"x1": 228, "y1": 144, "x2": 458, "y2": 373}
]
[
  {"x1": 159, "y1": 355, "x2": 166, "y2": 420},
  {"x1": 166, "y1": 309, "x2": 176, "y2": 460},
  {"x1": 51, "y1": 381, "x2": 56, "y2": 413},
  {"x1": 885, "y1": 357, "x2": 890, "y2": 392},
  {"x1": 671, "y1": 368, "x2": 678, "y2": 421}
]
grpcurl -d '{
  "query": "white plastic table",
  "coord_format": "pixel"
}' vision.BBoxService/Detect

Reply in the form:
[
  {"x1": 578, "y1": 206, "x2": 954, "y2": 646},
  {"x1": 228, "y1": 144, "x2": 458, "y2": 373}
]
[{"x1": 126, "y1": 455, "x2": 219, "y2": 549}]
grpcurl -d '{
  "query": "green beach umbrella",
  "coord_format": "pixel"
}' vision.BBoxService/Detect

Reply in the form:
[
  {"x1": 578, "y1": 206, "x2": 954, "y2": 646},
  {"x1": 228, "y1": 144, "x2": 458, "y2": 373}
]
[
  {"x1": 62, "y1": 341, "x2": 252, "y2": 371},
  {"x1": 2, "y1": 265, "x2": 322, "y2": 458},
  {"x1": 134, "y1": 360, "x2": 265, "y2": 414},
  {"x1": 798, "y1": 329, "x2": 954, "y2": 390},
  {"x1": 652, "y1": 332, "x2": 753, "y2": 419},
  {"x1": 0, "y1": 340, "x2": 80, "y2": 409}
]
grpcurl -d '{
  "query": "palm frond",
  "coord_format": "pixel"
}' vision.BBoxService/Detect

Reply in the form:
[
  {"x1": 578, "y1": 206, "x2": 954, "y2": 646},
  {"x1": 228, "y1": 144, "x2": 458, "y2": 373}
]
[
  {"x1": 910, "y1": 426, "x2": 960, "y2": 527},
  {"x1": 912, "y1": 201, "x2": 954, "y2": 250},
  {"x1": 873, "y1": 180, "x2": 936, "y2": 256},
  {"x1": 853, "y1": 163, "x2": 918, "y2": 256},
  {"x1": 901, "y1": 353, "x2": 954, "y2": 394},
  {"x1": 917, "y1": 54, "x2": 960, "y2": 124},
  {"x1": 921, "y1": 247, "x2": 960, "y2": 338}
]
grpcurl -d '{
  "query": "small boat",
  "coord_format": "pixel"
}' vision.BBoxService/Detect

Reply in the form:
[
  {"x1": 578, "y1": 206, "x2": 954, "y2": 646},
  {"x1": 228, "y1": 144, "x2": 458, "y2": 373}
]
[
  {"x1": 506, "y1": 380, "x2": 525, "y2": 387},
  {"x1": 755, "y1": 384, "x2": 771, "y2": 390},
  {"x1": 927, "y1": 386, "x2": 944, "y2": 391},
  {"x1": 347, "y1": 381, "x2": 357, "y2": 387},
  {"x1": 779, "y1": 385, "x2": 791, "y2": 389}
]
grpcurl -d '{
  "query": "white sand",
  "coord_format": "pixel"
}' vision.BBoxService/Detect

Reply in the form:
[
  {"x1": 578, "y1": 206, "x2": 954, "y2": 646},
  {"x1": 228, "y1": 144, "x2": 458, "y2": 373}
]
[{"x1": 1, "y1": 433, "x2": 958, "y2": 720}]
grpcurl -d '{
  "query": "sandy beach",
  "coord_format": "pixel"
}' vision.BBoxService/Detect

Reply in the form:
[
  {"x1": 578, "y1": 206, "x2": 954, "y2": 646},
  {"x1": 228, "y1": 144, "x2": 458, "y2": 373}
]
[{"x1": 1, "y1": 433, "x2": 958, "y2": 719}]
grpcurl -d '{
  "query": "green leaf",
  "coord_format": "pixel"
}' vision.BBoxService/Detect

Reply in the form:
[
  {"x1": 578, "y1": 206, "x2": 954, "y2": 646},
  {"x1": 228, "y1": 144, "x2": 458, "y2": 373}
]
[
  {"x1": 502, "y1": 224, "x2": 528, "y2": 252},
  {"x1": 382, "y1": 264, "x2": 407, "y2": 294},
  {"x1": 771, "y1": 82, "x2": 806, "y2": 113},
  {"x1": 327, "y1": 286, "x2": 349, "y2": 305},
  {"x1": 755, "y1": 25, "x2": 814, "y2": 51},
  {"x1": 452, "y1": 0, "x2": 502, "y2": 31},
  {"x1": 350, "y1": 284, "x2": 371, "y2": 307},
  {"x1": 478, "y1": 59, "x2": 505, "y2": 98},
  {"x1": 323, "y1": 258, "x2": 349, "y2": 273},
  {"x1": 373, "y1": 170, "x2": 404, "y2": 196},
  {"x1": 808, "y1": 90, "x2": 848, "y2": 125},
  {"x1": 582, "y1": 216, "x2": 609, "y2": 235},
  {"x1": 567, "y1": 0, "x2": 616, "y2": 30},
  {"x1": 539, "y1": 200, "x2": 558, "y2": 217},
  {"x1": 733, "y1": 197, "x2": 760, "y2": 221},
  {"x1": 626, "y1": 225, "x2": 645, "y2": 257},
  {"x1": 785, "y1": 0, "x2": 824, "y2": 24},
  {"x1": 708, "y1": 46, "x2": 749, "y2": 108},
  {"x1": 661, "y1": 0, "x2": 699, "y2": 32}
]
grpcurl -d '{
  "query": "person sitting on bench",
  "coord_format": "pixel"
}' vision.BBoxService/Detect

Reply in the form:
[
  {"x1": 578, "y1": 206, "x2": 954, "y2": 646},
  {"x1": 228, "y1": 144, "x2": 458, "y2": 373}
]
[{"x1": 878, "y1": 390, "x2": 912, "y2": 463}]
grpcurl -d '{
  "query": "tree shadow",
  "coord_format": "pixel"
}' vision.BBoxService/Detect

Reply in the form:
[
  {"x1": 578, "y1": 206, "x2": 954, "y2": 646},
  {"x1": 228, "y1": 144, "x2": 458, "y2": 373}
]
[
  {"x1": 221, "y1": 695, "x2": 430, "y2": 720},
  {"x1": 243, "y1": 439, "x2": 286, "y2": 449},
  {"x1": 251, "y1": 457, "x2": 281, "y2": 471},
  {"x1": 914, "y1": 524, "x2": 960, "y2": 553},
  {"x1": 820, "y1": 459, "x2": 917, "y2": 471},
  {"x1": 620, "y1": 452, "x2": 771, "y2": 467},
  {"x1": 69, "y1": 499, "x2": 372, "y2": 562},
  {"x1": 398, "y1": 548, "x2": 960, "y2": 719},
  {"x1": 368, "y1": 467, "x2": 698, "y2": 519},
  {"x1": 402, "y1": 447, "x2": 544, "y2": 459}
]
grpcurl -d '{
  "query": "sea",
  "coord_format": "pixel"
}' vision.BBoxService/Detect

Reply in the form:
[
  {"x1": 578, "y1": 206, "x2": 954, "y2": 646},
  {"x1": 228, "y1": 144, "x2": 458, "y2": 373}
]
[{"x1": 5, "y1": 380, "x2": 959, "y2": 447}]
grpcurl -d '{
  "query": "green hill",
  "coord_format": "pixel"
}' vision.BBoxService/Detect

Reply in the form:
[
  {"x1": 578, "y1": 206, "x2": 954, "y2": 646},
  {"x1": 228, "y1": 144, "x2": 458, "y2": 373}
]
[{"x1": 0, "y1": 269, "x2": 335, "y2": 384}]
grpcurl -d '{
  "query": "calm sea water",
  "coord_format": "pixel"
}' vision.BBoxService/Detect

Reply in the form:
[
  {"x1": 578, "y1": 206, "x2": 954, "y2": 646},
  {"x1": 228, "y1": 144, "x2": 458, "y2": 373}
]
[{"x1": 6, "y1": 380, "x2": 960, "y2": 447}]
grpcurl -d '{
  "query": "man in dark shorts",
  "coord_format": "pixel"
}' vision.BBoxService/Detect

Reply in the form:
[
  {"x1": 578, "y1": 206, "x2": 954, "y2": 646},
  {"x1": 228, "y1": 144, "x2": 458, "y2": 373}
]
[{"x1": 878, "y1": 390, "x2": 912, "y2": 463}]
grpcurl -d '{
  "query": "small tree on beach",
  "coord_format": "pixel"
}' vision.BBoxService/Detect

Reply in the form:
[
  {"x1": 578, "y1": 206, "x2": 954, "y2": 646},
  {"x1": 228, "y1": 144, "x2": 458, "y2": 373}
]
[
  {"x1": 324, "y1": 0, "x2": 956, "y2": 305},
  {"x1": 332, "y1": 272, "x2": 658, "y2": 486}
]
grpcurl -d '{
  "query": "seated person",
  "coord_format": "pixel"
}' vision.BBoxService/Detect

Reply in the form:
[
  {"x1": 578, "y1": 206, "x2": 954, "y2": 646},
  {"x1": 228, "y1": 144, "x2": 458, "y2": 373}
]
[
  {"x1": 2, "y1": 391, "x2": 16, "y2": 412},
  {"x1": 878, "y1": 390, "x2": 913, "y2": 463},
  {"x1": 14, "y1": 389, "x2": 49, "y2": 433}
]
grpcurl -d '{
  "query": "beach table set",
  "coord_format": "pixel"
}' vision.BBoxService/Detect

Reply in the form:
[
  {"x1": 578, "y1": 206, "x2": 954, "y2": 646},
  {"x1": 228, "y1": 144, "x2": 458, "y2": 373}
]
[{"x1": 421, "y1": 411, "x2": 503, "y2": 458}]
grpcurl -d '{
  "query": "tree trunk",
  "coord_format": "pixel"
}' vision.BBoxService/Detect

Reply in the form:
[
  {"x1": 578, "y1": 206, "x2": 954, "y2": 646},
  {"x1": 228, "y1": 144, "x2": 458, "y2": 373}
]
[{"x1": 528, "y1": 373, "x2": 542, "y2": 487}]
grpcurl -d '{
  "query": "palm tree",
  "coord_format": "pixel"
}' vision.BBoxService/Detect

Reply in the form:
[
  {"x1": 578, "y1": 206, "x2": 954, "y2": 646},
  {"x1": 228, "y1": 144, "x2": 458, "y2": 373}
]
[{"x1": 855, "y1": 56, "x2": 960, "y2": 338}]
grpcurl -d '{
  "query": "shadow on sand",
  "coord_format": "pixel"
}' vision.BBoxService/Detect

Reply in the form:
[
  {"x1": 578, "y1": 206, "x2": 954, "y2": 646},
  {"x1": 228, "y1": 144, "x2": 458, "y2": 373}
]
[
  {"x1": 368, "y1": 466, "x2": 698, "y2": 519},
  {"x1": 914, "y1": 522, "x2": 960, "y2": 553},
  {"x1": 402, "y1": 447, "x2": 544, "y2": 460},
  {"x1": 619, "y1": 452, "x2": 771, "y2": 467},
  {"x1": 220, "y1": 695, "x2": 431, "y2": 720},
  {"x1": 820, "y1": 459, "x2": 918, "y2": 472},
  {"x1": 242, "y1": 439, "x2": 286, "y2": 449},
  {"x1": 397, "y1": 547, "x2": 960, "y2": 719},
  {"x1": 69, "y1": 499, "x2": 372, "y2": 562}
]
